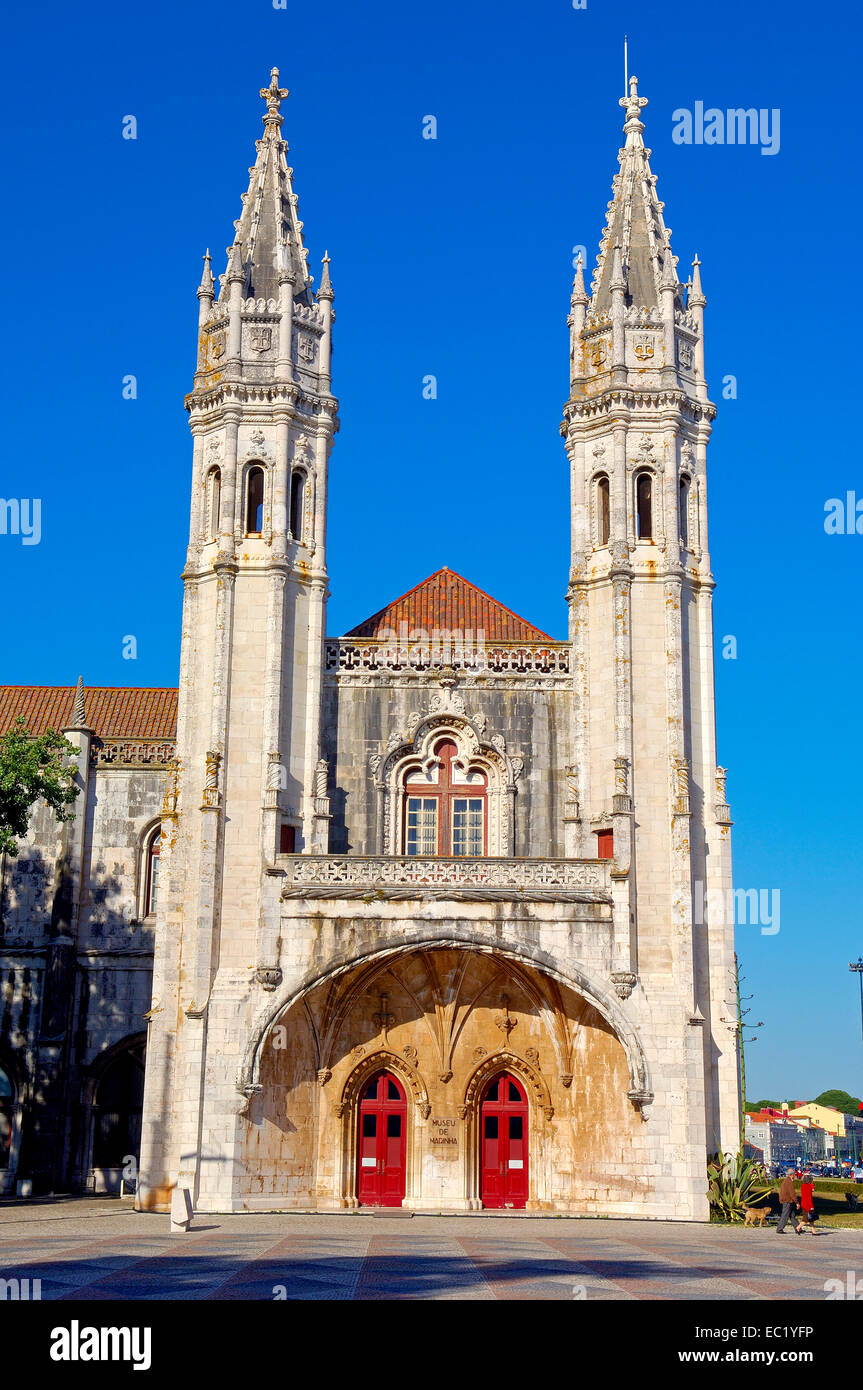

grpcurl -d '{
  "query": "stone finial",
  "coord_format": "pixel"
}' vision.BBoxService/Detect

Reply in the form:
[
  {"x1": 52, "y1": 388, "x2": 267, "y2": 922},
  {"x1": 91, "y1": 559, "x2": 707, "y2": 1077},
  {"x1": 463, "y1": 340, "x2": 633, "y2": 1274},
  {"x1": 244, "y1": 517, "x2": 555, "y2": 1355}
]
[
  {"x1": 260, "y1": 66, "x2": 289, "y2": 118},
  {"x1": 317, "y1": 251, "x2": 334, "y2": 302},
  {"x1": 197, "y1": 248, "x2": 215, "y2": 300},
  {"x1": 71, "y1": 675, "x2": 86, "y2": 727},
  {"x1": 619, "y1": 73, "x2": 648, "y2": 128},
  {"x1": 689, "y1": 253, "x2": 706, "y2": 308},
  {"x1": 571, "y1": 252, "x2": 588, "y2": 307}
]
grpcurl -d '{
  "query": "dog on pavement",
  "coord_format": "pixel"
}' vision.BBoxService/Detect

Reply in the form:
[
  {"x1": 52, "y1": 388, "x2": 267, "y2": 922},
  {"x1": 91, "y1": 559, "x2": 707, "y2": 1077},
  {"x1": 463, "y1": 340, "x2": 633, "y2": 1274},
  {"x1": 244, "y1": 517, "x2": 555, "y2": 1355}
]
[{"x1": 743, "y1": 1205, "x2": 771, "y2": 1227}]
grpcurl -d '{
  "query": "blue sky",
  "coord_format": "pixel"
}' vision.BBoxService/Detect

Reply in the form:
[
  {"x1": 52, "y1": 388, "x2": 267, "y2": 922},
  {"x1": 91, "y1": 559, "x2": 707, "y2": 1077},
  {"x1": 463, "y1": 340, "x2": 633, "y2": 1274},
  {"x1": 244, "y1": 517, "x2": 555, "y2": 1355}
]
[{"x1": 1, "y1": 0, "x2": 861, "y2": 1101}]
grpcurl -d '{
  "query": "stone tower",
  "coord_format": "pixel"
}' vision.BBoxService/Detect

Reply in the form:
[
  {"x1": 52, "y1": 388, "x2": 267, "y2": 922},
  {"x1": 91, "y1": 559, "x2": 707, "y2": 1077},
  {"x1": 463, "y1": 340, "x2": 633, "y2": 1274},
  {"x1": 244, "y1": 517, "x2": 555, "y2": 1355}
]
[
  {"x1": 561, "y1": 76, "x2": 739, "y2": 1157},
  {"x1": 137, "y1": 69, "x2": 338, "y2": 1209}
]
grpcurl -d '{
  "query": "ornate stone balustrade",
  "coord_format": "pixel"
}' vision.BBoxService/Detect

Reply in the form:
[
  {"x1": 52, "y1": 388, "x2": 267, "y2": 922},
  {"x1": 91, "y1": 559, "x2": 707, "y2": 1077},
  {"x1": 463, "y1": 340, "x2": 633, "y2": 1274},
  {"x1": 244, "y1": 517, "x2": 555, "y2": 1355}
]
[
  {"x1": 91, "y1": 740, "x2": 176, "y2": 768},
  {"x1": 324, "y1": 640, "x2": 570, "y2": 677},
  {"x1": 279, "y1": 855, "x2": 610, "y2": 902}
]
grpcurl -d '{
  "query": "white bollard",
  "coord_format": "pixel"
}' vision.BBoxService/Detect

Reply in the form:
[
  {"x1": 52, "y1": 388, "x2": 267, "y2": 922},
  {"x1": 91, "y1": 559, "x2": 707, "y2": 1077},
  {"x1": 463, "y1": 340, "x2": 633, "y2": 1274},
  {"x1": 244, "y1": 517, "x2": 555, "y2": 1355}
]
[{"x1": 170, "y1": 1186, "x2": 193, "y2": 1234}]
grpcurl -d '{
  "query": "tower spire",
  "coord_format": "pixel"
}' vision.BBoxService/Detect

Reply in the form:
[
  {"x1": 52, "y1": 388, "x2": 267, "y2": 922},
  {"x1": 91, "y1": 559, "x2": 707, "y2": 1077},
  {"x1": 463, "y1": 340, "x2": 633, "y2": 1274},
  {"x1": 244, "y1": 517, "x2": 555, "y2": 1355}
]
[
  {"x1": 589, "y1": 75, "x2": 678, "y2": 315},
  {"x1": 219, "y1": 67, "x2": 311, "y2": 304}
]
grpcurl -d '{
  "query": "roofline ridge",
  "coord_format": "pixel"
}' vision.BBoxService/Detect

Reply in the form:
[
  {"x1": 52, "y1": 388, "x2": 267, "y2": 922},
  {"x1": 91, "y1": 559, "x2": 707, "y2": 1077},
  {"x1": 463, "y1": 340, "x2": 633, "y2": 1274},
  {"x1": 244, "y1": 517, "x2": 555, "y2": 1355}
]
[{"x1": 343, "y1": 567, "x2": 554, "y2": 642}]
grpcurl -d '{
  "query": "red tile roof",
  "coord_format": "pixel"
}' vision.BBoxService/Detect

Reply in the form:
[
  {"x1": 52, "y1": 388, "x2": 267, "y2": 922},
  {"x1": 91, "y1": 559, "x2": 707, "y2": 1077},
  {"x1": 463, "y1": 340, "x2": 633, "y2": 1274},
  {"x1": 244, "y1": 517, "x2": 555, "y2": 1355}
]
[
  {"x1": 0, "y1": 687, "x2": 178, "y2": 740},
  {"x1": 345, "y1": 568, "x2": 553, "y2": 642}
]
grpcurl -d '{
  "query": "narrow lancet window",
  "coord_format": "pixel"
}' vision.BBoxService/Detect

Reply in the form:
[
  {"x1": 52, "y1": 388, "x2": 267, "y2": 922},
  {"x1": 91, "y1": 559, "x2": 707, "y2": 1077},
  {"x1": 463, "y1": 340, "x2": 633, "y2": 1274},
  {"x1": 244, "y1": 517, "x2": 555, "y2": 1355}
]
[
  {"x1": 290, "y1": 471, "x2": 305, "y2": 540},
  {"x1": 597, "y1": 475, "x2": 610, "y2": 546},
  {"x1": 206, "y1": 467, "x2": 221, "y2": 540},
  {"x1": 679, "y1": 475, "x2": 691, "y2": 548},
  {"x1": 636, "y1": 472, "x2": 653, "y2": 539},
  {"x1": 245, "y1": 466, "x2": 264, "y2": 535}
]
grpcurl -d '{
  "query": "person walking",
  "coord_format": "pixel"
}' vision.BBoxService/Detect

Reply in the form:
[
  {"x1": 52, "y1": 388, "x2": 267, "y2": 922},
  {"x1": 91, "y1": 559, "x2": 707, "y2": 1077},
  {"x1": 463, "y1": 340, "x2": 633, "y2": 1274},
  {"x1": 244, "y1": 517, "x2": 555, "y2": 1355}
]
[
  {"x1": 796, "y1": 1174, "x2": 817, "y2": 1232},
  {"x1": 776, "y1": 1172, "x2": 798, "y2": 1233}
]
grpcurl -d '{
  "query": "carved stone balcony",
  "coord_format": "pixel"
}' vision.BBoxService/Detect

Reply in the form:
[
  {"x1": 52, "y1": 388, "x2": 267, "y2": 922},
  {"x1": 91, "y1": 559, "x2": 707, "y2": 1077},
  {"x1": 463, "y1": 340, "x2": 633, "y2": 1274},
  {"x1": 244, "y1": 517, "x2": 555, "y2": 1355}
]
[{"x1": 278, "y1": 855, "x2": 611, "y2": 904}]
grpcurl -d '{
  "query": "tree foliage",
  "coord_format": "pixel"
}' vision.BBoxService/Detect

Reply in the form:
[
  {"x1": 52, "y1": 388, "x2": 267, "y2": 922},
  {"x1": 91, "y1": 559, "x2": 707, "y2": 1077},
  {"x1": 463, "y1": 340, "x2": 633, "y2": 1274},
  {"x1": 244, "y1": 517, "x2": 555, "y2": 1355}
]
[
  {"x1": 814, "y1": 1090, "x2": 863, "y2": 1116},
  {"x1": 0, "y1": 717, "x2": 80, "y2": 856}
]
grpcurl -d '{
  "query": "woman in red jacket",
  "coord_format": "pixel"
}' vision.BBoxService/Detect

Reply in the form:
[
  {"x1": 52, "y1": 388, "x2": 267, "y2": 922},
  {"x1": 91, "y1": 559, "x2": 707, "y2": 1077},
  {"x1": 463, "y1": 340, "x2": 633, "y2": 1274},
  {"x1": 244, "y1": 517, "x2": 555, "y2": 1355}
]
[{"x1": 796, "y1": 1174, "x2": 817, "y2": 1232}]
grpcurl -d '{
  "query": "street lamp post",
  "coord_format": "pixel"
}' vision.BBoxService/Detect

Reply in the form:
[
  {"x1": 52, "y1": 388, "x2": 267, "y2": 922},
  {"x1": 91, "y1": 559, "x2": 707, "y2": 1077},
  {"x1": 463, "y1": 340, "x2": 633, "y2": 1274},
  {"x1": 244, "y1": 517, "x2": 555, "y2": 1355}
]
[{"x1": 850, "y1": 957, "x2": 863, "y2": 1046}]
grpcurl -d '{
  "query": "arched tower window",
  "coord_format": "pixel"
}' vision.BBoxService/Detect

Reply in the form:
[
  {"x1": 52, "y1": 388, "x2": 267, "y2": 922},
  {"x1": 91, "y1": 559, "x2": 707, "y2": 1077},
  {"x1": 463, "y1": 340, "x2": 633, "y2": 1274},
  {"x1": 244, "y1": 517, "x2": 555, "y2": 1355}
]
[
  {"x1": 0, "y1": 1064, "x2": 14, "y2": 1172},
  {"x1": 596, "y1": 475, "x2": 610, "y2": 546},
  {"x1": 635, "y1": 472, "x2": 653, "y2": 539},
  {"x1": 206, "y1": 467, "x2": 221, "y2": 540},
  {"x1": 144, "y1": 824, "x2": 161, "y2": 917},
  {"x1": 290, "y1": 470, "x2": 305, "y2": 541},
  {"x1": 245, "y1": 465, "x2": 265, "y2": 536},
  {"x1": 403, "y1": 738, "x2": 487, "y2": 857},
  {"x1": 679, "y1": 474, "x2": 691, "y2": 548}
]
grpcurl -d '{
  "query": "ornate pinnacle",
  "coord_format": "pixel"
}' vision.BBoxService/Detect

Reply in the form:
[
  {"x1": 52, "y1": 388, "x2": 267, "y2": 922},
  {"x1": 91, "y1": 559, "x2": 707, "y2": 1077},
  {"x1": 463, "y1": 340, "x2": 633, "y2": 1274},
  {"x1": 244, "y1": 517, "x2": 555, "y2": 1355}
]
[
  {"x1": 317, "y1": 250, "x2": 334, "y2": 302},
  {"x1": 689, "y1": 252, "x2": 706, "y2": 307},
  {"x1": 225, "y1": 239, "x2": 245, "y2": 284},
  {"x1": 610, "y1": 243, "x2": 626, "y2": 293},
  {"x1": 619, "y1": 73, "x2": 648, "y2": 127},
  {"x1": 260, "y1": 67, "x2": 289, "y2": 123},
  {"x1": 197, "y1": 248, "x2": 215, "y2": 300},
  {"x1": 660, "y1": 236, "x2": 677, "y2": 290},
  {"x1": 571, "y1": 252, "x2": 588, "y2": 306},
  {"x1": 71, "y1": 676, "x2": 86, "y2": 727}
]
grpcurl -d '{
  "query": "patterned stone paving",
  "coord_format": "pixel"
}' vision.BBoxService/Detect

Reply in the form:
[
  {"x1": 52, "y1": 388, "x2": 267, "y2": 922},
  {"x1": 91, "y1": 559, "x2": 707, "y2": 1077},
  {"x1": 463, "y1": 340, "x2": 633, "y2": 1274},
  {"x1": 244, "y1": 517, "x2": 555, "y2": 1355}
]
[{"x1": 0, "y1": 1202, "x2": 860, "y2": 1301}]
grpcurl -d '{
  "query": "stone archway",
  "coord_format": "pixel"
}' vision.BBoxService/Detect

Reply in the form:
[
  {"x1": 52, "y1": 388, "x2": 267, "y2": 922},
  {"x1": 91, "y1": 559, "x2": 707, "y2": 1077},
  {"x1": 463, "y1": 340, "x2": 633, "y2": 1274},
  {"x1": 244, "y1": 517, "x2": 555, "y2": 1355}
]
[{"x1": 236, "y1": 944, "x2": 646, "y2": 1213}]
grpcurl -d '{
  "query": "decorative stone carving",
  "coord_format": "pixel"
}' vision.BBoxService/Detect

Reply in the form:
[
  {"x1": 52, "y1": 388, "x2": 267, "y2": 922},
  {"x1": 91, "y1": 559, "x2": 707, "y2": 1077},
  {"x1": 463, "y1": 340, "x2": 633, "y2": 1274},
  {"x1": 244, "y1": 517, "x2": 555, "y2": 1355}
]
[
  {"x1": 633, "y1": 333, "x2": 655, "y2": 361},
  {"x1": 280, "y1": 854, "x2": 611, "y2": 897},
  {"x1": 495, "y1": 997, "x2": 518, "y2": 1040},
  {"x1": 161, "y1": 758, "x2": 181, "y2": 818},
  {"x1": 248, "y1": 325, "x2": 272, "y2": 353},
  {"x1": 614, "y1": 757, "x2": 629, "y2": 797},
  {"x1": 202, "y1": 750, "x2": 222, "y2": 809},
  {"x1": 673, "y1": 756, "x2": 691, "y2": 815},
  {"x1": 472, "y1": 1047, "x2": 487, "y2": 1061},
  {"x1": 317, "y1": 1068, "x2": 332, "y2": 1086},
  {"x1": 611, "y1": 972, "x2": 637, "y2": 1000},
  {"x1": 525, "y1": 1047, "x2": 541, "y2": 1069},
  {"x1": 402, "y1": 1045, "x2": 418, "y2": 1063},
  {"x1": 314, "y1": 758, "x2": 328, "y2": 799},
  {"x1": 255, "y1": 966, "x2": 283, "y2": 991},
  {"x1": 635, "y1": 433, "x2": 655, "y2": 465}
]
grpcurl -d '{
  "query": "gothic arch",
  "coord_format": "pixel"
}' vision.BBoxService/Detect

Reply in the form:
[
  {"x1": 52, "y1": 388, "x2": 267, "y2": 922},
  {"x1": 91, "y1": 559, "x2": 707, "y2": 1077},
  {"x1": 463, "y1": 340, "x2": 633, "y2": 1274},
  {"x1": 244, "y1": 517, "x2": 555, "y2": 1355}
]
[
  {"x1": 461, "y1": 1049, "x2": 553, "y2": 1123},
  {"x1": 239, "y1": 935, "x2": 651, "y2": 1113},
  {"x1": 335, "y1": 1048, "x2": 430, "y2": 1120}
]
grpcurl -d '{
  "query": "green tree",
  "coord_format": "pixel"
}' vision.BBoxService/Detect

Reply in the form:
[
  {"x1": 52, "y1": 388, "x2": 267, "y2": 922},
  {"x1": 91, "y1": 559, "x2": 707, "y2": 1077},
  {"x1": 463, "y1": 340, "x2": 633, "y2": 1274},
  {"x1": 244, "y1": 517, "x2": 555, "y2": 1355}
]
[
  {"x1": 813, "y1": 1089, "x2": 863, "y2": 1115},
  {"x1": 0, "y1": 717, "x2": 80, "y2": 856}
]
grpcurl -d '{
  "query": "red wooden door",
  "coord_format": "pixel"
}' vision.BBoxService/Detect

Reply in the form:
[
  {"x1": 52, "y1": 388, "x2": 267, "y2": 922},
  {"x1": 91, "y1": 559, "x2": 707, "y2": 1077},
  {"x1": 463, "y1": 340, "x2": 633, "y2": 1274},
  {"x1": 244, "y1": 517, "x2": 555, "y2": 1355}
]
[
  {"x1": 357, "y1": 1071, "x2": 407, "y2": 1207},
  {"x1": 480, "y1": 1072, "x2": 528, "y2": 1209}
]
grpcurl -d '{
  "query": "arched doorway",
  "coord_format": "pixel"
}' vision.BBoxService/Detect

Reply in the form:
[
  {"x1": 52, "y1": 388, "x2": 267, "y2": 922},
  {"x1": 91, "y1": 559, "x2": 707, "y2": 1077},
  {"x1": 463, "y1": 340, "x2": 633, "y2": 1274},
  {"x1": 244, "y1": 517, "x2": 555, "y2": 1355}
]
[
  {"x1": 357, "y1": 1070, "x2": 407, "y2": 1207},
  {"x1": 480, "y1": 1071, "x2": 529, "y2": 1209},
  {"x1": 89, "y1": 1040, "x2": 145, "y2": 1193}
]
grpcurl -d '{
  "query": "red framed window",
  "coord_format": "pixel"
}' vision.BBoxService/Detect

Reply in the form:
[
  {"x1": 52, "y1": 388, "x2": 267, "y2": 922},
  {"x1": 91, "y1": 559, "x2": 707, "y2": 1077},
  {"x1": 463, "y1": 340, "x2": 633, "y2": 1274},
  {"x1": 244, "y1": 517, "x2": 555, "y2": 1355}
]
[
  {"x1": 595, "y1": 828, "x2": 614, "y2": 859},
  {"x1": 403, "y1": 739, "x2": 487, "y2": 857}
]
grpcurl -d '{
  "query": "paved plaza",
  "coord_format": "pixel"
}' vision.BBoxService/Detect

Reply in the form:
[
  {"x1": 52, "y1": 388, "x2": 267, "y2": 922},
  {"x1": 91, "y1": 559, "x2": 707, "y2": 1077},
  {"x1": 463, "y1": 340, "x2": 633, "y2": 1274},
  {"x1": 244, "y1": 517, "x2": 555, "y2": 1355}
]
[{"x1": 1, "y1": 1200, "x2": 861, "y2": 1300}]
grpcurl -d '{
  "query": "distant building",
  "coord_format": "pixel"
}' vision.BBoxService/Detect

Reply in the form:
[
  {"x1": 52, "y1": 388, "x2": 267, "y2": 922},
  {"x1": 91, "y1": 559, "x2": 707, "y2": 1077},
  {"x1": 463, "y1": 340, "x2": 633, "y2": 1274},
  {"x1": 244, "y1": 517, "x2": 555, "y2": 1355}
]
[{"x1": 789, "y1": 1105, "x2": 863, "y2": 1164}]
